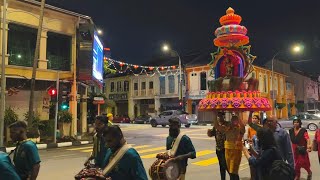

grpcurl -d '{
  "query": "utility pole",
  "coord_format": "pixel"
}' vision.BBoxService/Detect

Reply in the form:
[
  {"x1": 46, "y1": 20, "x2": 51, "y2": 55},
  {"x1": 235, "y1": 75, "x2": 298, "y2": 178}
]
[
  {"x1": 53, "y1": 72, "x2": 59, "y2": 143},
  {"x1": 0, "y1": 0, "x2": 7, "y2": 147},
  {"x1": 28, "y1": 0, "x2": 46, "y2": 133}
]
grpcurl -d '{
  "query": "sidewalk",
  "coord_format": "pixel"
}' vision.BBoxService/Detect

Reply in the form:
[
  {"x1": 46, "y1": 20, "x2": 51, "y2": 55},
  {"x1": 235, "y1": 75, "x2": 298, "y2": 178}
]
[{"x1": 5, "y1": 140, "x2": 93, "y2": 154}]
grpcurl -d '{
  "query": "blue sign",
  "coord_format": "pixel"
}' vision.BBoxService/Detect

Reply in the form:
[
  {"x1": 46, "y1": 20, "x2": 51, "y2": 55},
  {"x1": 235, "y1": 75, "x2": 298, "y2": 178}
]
[{"x1": 92, "y1": 31, "x2": 104, "y2": 83}]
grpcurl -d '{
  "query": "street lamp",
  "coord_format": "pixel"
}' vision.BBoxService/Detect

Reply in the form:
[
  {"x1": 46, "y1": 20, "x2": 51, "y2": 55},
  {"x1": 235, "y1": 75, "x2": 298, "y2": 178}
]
[
  {"x1": 162, "y1": 44, "x2": 183, "y2": 107},
  {"x1": 271, "y1": 44, "x2": 303, "y2": 117},
  {"x1": 97, "y1": 29, "x2": 103, "y2": 35}
]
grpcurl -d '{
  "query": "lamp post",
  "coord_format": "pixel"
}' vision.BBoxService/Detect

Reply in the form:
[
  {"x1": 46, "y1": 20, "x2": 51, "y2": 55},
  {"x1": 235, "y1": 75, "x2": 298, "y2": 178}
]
[
  {"x1": 271, "y1": 44, "x2": 304, "y2": 117},
  {"x1": 162, "y1": 44, "x2": 183, "y2": 109}
]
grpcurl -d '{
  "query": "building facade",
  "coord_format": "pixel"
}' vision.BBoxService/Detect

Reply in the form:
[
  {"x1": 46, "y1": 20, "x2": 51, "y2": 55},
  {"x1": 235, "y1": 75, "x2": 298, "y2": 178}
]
[
  {"x1": 1, "y1": 0, "x2": 100, "y2": 135},
  {"x1": 185, "y1": 64, "x2": 295, "y2": 122},
  {"x1": 104, "y1": 71, "x2": 185, "y2": 119},
  {"x1": 265, "y1": 59, "x2": 319, "y2": 112}
]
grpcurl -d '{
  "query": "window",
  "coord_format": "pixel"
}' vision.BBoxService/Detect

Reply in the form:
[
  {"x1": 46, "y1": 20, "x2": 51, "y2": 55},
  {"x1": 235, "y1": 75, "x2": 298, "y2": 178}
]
[
  {"x1": 8, "y1": 23, "x2": 37, "y2": 67},
  {"x1": 159, "y1": 76, "x2": 166, "y2": 95},
  {"x1": 263, "y1": 74, "x2": 268, "y2": 93},
  {"x1": 110, "y1": 82, "x2": 115, "y2": 92},
  {"x1": 124, "y1": 81, "x2": 129, "y2": 92},
  {"x1": 200, "y1": 72, "x2": 207, "y2": 90},
  {"x1": 134, "y1": 83, "x2": 138, "y2": 91},
  {"x1": 168, "y1": 75, "x2": 175, "y2": 93},
  {"x1": 141, "y1": 82, "x2": 146, "y2": 90},
  {"x1": 286, "y1": 82, "x2": 292, "y2": 91},
  {"x1": 47, "y1": 32, "x2": 72, "y2": 71},
  {"x1": 116, "y1": 81, "x2": 122, "y2": 92},
  {"x1": 149, "y1": 81, "x2": 154, "y2": 89},
  {"x1": 280, "y1": 78, "x2": 284, "y2": 95}
]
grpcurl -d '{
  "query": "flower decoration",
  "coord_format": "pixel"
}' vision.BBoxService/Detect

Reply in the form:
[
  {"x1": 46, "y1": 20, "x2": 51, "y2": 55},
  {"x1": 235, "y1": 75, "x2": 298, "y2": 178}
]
[
  {"x1": 231, "y1": 98, "x2": 242, "y2": 108},
  {"x1": 220, "y1": 98, "x2": 229, "y2": 108},
  {"x1": 253, "y1": 97, "x2": 262, "y2": 108},
  {"x1": 210, "y1": 99, "x2": 219, "y2": 108},
  {"x1": 243, "y1": 98, "x2": 253, "y2": 108}
]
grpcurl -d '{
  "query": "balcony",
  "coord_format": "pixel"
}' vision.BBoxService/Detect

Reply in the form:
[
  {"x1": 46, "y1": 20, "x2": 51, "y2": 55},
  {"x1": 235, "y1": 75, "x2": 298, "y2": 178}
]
[
  {"x1": 140, "y1": 90, "x2": 146, "y2": 96},
  {"x1": 148, "y1": 89, "x2": 154, "y2": 96},
  {"x1": 134, "y1": 90, "x2": 139, "y2": 96}
]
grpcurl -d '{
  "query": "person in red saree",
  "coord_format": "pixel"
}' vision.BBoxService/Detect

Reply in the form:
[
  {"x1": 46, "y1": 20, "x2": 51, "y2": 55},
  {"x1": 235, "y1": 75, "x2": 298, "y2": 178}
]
[
  {"x1": 289, "y1": 118, "x2": 312, "y2": 180},
  {"x1": 314, "y1": 127, "x2": 320, "y2": 164}
]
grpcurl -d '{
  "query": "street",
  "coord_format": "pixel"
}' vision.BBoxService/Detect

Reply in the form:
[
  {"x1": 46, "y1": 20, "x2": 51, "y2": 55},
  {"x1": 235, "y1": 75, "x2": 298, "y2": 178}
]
[{"x1": 33, "y1": 124, "x2": 319, "y2": 180}]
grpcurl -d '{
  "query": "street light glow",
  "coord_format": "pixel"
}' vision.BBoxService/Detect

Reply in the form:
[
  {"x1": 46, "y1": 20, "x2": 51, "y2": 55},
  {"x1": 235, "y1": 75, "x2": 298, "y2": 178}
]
[
  {"x1": 162, "y1": 44, "x2": 170, "y2": 52},
  {"x1": 17, "y1": 54, "x2": 22, "y2": 59},
  {"x1": 292, "y1": 44, "x2": 303, "y2": 54},
  {"x1": 97, "y1": 29, "x2": 103, "y2": 35}
]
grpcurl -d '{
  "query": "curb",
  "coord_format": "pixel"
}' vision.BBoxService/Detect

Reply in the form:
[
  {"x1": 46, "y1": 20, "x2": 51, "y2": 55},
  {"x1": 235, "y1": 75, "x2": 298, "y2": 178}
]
[{"x1": 5, "y1": 140, "x2": 92, "y2": 153}]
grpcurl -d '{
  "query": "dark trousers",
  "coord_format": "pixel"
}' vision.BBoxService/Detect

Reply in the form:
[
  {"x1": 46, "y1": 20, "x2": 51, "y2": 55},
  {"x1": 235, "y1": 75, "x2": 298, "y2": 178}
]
[
  {"x1": 230, "y1": 173, "x2": 240, "y2": 180},
  {"x1": 216, "y1": 149, "x2": 229, "y2": 180}
]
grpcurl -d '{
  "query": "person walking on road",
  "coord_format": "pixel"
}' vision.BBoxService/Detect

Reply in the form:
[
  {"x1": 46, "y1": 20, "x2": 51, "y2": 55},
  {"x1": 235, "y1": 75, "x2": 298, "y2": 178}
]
[
  {"x1": 313, "y1": 127, "x2": 320, "y2": 164},
  {"x1": 289, "y1": 119, "x2": 312, "y2": 180},
  {"x1": 166, "y1": 117, "x2": 196, "y2": 180},
  {"x1": 248, "y1": 115, "x2": 295, "y2": 169},
  {"x1": 10, "y1": 121, "x2": 41, "y2": 180},
  {"x1": 214, "y1": 113, "x2": 245, "y2": 180},
  {"x1": 207, "y1": 112, "x2": 229, "y2": 180},
  {"x1": 102, "y1": 125, "x2": 148, "y2": 180},
  {"x1": 86, "y1": 115, "x2": 113, "y2": 168}
]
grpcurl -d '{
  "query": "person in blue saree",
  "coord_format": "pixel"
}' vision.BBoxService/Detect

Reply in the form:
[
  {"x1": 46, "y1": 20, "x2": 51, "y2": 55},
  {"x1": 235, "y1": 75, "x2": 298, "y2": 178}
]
[
  {"x1": 86, "y1": 115, "x2": 113, "y2": 168},
  {"x1": 0, "y1": 151, "x2": 21, "y2": 180},
  {"x1": 101, "y1": 125, "x2": 148, "y2": 180},
  {"x1": 10, "y1": 121, "x2": 41, "y2": 180}
]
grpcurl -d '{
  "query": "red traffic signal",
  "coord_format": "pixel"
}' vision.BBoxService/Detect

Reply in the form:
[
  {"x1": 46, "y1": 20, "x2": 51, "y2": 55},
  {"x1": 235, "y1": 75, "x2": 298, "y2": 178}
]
[
  {"x1": 48, "y1": 88, "x2": 57, "y2": 96},
  {"x1": 179, "y1": 101, "x2": 183, "y2": 106}
]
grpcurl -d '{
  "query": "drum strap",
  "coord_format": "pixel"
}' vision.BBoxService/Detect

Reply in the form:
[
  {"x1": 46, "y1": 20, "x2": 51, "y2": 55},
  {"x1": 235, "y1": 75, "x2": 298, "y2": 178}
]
[
  {"x1": 102, "y1": 144, "x2": 132, "y2": 175},
  {"x1": 170, "y1": 133, "x2": 185, "y2": 157}
]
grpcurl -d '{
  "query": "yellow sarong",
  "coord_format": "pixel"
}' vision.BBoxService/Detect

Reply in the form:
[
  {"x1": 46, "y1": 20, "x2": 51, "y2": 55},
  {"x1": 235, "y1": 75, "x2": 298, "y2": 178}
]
[{"x1": 224, "y1": 141, "x2": 242, "y2": 174}]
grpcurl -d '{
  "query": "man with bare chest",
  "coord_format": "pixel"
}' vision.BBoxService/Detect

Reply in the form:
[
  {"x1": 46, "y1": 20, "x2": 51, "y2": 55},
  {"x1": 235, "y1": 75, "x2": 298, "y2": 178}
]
[{"x1": 214, "y1": 113, "x2": 245, "y2": 180}]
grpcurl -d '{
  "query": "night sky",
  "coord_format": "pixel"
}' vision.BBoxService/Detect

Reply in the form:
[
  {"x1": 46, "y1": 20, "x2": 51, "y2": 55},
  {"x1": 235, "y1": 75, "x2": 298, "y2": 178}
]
[{"x1": 46, "y1": 0, "x2": 320, "y2": 75}]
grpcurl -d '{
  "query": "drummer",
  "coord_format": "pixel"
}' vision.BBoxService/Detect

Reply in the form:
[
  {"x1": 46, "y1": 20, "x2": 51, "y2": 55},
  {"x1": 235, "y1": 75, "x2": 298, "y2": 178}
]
[
  {"x1": 101, "y1": 125, "x2": 148, "y2": 179},
  {"x1": 86, "y1": 115, "x2": 113, "y2": 168},
  {"x1": 166, "y1": 118, "x2": 196, "y2": 180}
]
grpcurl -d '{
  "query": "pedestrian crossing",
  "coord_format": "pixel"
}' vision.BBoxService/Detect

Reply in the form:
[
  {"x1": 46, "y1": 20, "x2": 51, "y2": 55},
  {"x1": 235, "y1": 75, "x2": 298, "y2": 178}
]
[{"x1": 65, "y1": 144, "x2": 250, "y2": 171}]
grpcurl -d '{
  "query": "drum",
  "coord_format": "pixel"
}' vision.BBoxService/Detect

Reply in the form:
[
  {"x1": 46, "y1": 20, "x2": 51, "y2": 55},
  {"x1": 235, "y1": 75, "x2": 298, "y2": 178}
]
[{"x1": 149, "y1": 159, "x2": 180, "y2": 180}]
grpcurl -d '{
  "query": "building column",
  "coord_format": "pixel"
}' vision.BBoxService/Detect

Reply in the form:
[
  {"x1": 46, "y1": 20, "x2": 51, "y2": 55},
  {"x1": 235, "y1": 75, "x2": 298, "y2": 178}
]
[
  {"x1": 136, "y1": 100, "x2": 141, "y2": 116},
  {"x1": 128, "y1": 98, "x2": 135, "y2": 119},
  {"x1": 0, "y1": 13, "x2": 9, "y2": 65},
  {"x1": 38, "y1": 30, "x2": 48, "y2": 69},
  {"x1": 70, "y1": 35, "x2": 77, "y2": 137},
  {"x1": 80, "y1": 87, "x2": 88, "y2": 134},
  {"x1": 154, "y1": 96, "x2": 160, "y2": 115}
]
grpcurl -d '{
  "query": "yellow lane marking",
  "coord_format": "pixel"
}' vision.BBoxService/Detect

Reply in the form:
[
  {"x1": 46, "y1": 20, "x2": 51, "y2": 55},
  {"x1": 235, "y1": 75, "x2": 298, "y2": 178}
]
[
  {"x1": 187, "y1": 134, "x2": 208, "y2": 136},
  {"x1": 141, "y1": 153, "x2": 159, "y2": 159},
  {"x1": 81, "y1": 149, "x2": 94, "y2": 153},
  {"x1": 189, "y1": 137, "x2": 213, "y2": 140},
  {"x1": 66, "y1": 146, "x2": 92, "y2": 151},
  {"x1": 157, "y1": 129, "x2": 206, "y2": 137},
  {"x1": 137, "y1": 147, "x2": 166, "y2": 154},
  {"x1": 133, "y1": 145, "x2": 152, "y2": 149},
  {"x1": 196, "y1": 150, "x2": 215, "y2": 157},
  {"x1": 192, "y1": 157, "x2": 219, "y2": 166}
]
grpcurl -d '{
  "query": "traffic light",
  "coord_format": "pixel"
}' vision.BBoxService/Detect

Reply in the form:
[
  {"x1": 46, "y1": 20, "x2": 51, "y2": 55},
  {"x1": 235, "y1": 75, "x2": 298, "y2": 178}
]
[
  {"x1": 179, "y1": 101, "x2": 183, "y2": 106},
  {"x1": 48, "y1": 88, "x2": 57, "y2": 102},
  {"x1": 60, "y1": 85, "x2": 70, "y2": 110}
]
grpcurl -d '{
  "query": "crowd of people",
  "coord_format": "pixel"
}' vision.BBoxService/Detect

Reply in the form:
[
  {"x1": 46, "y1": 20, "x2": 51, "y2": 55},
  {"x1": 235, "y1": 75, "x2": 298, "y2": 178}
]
[{"x1": 2, "y1": 111, "x2": 320, "y2": 180}]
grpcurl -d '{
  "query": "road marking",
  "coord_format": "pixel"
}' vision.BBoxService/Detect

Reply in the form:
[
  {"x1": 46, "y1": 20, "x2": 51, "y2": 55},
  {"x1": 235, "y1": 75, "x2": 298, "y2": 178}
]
[
  {"x1": 52, "y1": 154, "x2": 79, "y2": 158},
  {"x1": 192, "y1": 157, "x2": 219, "y2": 166},
  {"x1": 137, "y1": 147, "x2": 166, "y2": 154},
  {"x1": 196, "y1": 150, "x2": 215, "y2": 157},
  {"x1": 156, "y1": 129, "x2": 206, "y2": 137},
  {"x1": 66, "y1": 146, "x2": 92, "y2": 151},
  {"x1": 187, "y1": 134, "x2": 208, "y2": 136},
  {"x1": 141, "y1": 153, "x2": 159, "y2": 159},
  {"x1": 189, "y1": 137, "x2": 212, "y2": 140},
  {"x1": 81, "y1": 149, "x2": 94, "y2": 153},
  {"x1": 133, "y1": 145, "x2": 152, "y2": 149}
]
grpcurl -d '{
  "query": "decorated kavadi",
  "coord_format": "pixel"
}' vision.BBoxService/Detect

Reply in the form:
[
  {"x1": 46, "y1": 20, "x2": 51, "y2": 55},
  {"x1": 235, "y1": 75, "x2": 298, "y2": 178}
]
[{"x1": 198, "y1": 7, "x2": 271, "y2": 112}]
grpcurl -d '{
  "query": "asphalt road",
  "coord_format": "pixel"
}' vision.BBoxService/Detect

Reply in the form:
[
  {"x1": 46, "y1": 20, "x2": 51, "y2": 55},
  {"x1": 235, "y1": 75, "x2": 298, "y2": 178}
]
[{"x1": 34, "y1": 124, "x2": 319, "y2": 180}]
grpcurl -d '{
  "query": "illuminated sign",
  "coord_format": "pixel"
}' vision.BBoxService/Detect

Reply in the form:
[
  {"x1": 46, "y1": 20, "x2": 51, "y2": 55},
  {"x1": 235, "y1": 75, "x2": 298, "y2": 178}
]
[{"x1": 92, "y1": 31, "x2": 104, "y2": 83}]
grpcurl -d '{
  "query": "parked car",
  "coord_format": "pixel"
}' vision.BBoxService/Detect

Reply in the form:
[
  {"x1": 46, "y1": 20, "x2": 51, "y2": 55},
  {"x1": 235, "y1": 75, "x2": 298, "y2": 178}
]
[
  {"x1": 133, "y1": 115, "x2": 152, "y2": 124},
  {"x1": 277, "y1": 114, "x2": 320, "y2": 131},
  {"x1": 306, "y1": 109, "x2": 320, "y2": 117},
  {"x1": 150, "y1": 110, "x2": 198, "y2": 128},
  {"x1": 113, "y1": 115, "x2": 131, "y2": 123}
]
